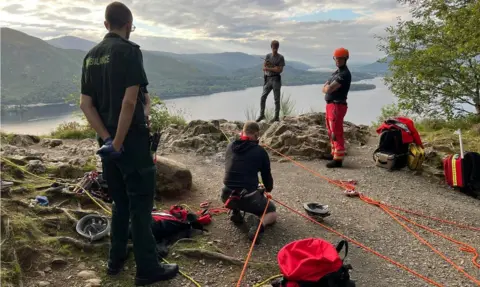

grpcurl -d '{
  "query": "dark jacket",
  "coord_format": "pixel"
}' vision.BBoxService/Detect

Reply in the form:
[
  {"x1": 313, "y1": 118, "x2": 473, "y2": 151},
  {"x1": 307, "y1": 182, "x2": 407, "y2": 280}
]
[
  {"x1": 324, "y1": 66, "x2": 351, "y2": 104},
  {"x1": 223, "y1": 139, "x2": 273, "y2": 193}
]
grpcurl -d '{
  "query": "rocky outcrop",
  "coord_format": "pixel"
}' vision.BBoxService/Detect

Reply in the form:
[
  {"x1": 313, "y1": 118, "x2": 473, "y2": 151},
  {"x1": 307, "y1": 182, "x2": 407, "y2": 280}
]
[
  {"x1": 155, "y1": 156, "x2": 193, "y2": 198},
  {"x1": 160, "y1": 112, "x2": 370, "y2": 160},
  {"x1": 160, "y1": 120, "x2": 242, "y2": 156},
  {"x1": 42, "y1": 139, "x2": 63, "y2": 148},
  {"x1": 260, "y1": 113, "x2": 370, "y2": 159},
  {"x1": 49, "y1": 163, "x2": 85, "y2": 179},
  {"x1": 26, "y1": 160, "x2": 46, "y2": 174},
  {"x1": 7, "y1": 134, "x2": 40, "y2": 147}
]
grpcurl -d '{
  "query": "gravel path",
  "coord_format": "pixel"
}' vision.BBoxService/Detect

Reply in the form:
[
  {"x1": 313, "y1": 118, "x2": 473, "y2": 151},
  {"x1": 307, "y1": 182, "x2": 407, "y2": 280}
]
[
  {"x1": 16, "y1": 137, "x2": 480, "y2": 287},
  {"x1": 161, "y1": 137, "x2": 480, "y2": 287}
]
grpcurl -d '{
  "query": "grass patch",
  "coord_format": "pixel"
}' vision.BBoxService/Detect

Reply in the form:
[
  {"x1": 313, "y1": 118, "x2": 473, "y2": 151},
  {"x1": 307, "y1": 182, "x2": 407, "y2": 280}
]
[
  {"x1": 416, "y1": 116, "x2": 480, "y2": 153},
  {"x1": 50, "y1": 121, "x2": 96, "y2": 139},
  {"x1": 244, "y1": 92, "x2": 297, "y2": 121},
  {"x1": 0, "y1": 132, "x2": 16, "y2": 145}
]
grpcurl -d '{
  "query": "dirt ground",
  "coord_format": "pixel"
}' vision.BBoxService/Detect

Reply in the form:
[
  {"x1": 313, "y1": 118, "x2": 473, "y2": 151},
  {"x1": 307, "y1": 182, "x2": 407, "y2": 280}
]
[{"x1": 8, "y1": 137, "x2": 480, "y2": 287}]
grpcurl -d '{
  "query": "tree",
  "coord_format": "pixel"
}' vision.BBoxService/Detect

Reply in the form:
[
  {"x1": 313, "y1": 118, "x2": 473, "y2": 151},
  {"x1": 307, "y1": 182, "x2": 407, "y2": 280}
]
[{"x1": 379, "y1": 0, "x2": 480, "y2": 119}]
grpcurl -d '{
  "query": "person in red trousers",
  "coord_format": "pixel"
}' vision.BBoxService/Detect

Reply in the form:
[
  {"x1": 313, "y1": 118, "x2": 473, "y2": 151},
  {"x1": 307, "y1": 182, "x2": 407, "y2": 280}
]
[{"x1": 322, "y1": 48, "x2": 352, "y2": 168}]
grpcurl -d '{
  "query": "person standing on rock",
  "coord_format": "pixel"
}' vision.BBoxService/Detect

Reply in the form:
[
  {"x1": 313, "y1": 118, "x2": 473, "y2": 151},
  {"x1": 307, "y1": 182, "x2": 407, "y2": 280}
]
[
  {"x1": 256, "y1": 40, "x2": 286, "y2": 123},
  {"x1": 322, "y1": 48, "x2": 352, "y2": 168},
  {"x1": 221, "y1": 121, "x2": 277, "y2": 244},
  {"x1": 79, "y1": 2, "x2": 179, "y2": 286}
]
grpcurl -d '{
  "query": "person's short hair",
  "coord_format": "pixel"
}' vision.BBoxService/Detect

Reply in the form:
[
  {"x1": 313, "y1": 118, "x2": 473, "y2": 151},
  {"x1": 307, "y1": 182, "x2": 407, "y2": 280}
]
[
  {"x1": 271, "y1": 40, "x2": 279, "y2": 48},
  {"x1": 243, "y1": 121, "x2": 260, "y2": 135},
  {"x1": 105, "y1": 2, "x2": 133, "y2": 30}
]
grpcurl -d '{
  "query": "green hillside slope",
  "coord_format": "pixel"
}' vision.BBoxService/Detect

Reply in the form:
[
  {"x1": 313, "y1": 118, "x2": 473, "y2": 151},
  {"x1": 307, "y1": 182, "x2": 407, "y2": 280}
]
[
  {"x1": 1, "y1": 28, "x2": 84, "y2": 105},
  {"x1": 1, "y1": 28, "x2": 377, "y2": 105}
]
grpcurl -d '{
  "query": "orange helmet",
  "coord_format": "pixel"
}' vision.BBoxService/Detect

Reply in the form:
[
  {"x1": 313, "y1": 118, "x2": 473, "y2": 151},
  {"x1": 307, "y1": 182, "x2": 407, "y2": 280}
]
[{"x1": 333, "y1": 47, "x2": 349, "y2": 59}]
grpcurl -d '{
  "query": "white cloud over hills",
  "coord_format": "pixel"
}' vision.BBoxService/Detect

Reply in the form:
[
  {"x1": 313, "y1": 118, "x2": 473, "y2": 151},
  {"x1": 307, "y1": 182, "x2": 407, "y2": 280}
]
[{"x1": 0, "y1": 0, "x2": 411, "y2": 65}]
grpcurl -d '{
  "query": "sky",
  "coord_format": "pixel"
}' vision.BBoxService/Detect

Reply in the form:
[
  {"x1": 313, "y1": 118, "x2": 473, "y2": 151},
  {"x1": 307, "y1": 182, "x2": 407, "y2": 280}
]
[{"x1": 0, "y1": 0, "x2": 412, "y2": 66}]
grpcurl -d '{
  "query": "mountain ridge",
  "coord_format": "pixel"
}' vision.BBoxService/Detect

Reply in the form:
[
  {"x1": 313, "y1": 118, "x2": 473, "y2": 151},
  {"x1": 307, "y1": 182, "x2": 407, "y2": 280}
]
[
  {"x1": 47, "y1": 36, "x2": 314, "y2": 72},
  {"x1": 2, "y1": 28, "x2": 380, "y2": 105}
]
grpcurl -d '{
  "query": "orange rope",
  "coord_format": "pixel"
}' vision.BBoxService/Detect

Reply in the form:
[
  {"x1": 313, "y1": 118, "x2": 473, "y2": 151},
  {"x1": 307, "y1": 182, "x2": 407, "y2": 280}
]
[
  {"x1": 386, "y1": 205, "x2": 480, "y2": 269},
  {"x1": 236, "y1": 198, "x2": 271, "y2": 287},
  {"x1": 379, "y1": 203, "x2": 480, "y2": 232},
  {"x1": 271, "y1": 197, "x2": 444, "y2": 287},
  {"x1": 262, "y1": 144, "x2": 356, "y2": 191},
  {"x1": 260, "y1": 143, "x2": 480, "y2": 285},
  {"x1": 359, "y1": 194, "x2": 480, "y2": 286},
  {"x1": 263, "y1": 142, "x2": 479, "y2": 232}
]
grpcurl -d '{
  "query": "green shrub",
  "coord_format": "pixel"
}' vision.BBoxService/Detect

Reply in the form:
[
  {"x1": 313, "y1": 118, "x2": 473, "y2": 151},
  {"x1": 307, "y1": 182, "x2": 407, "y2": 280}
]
[
  {"x1": 415, "y1": 114, "x2": 480, "y2": 133},
  {"x1": 149, "y1": 97, "x2": 187, "y2": 131},
  {"x1": 50, "y1": 122, "x2": 96, "y2": 139}
]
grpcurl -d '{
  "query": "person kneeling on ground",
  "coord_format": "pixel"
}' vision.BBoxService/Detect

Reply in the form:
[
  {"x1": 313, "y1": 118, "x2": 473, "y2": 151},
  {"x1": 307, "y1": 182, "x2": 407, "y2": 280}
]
[{"x1": 221, "y1": 121, "x2": 277, "y2": 243}]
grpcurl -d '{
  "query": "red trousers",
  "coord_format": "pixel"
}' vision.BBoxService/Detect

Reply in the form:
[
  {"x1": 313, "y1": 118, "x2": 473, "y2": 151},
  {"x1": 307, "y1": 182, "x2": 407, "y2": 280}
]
[{"x1": 325, "y1": 103, "x2": 348, "y2": 161}]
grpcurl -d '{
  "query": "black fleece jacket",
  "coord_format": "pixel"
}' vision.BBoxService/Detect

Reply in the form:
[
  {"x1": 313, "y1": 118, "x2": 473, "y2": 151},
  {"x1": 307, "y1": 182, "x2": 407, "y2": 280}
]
[{"x1": 223, "y1": 139, "x2": 273, "y2": 193}]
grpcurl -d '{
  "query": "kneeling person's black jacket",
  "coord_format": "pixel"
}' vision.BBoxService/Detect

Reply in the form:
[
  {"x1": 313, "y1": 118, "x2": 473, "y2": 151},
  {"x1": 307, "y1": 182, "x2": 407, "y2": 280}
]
[{"x1": 223, "y1": 139, "x2": 273, "y2": 193}]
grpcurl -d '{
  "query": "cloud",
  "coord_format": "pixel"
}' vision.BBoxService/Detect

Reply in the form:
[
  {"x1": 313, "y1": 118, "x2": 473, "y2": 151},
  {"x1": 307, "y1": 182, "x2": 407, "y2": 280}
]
[
  {"x1": 0, "y1": 0, "x2": 411, "y2": 65},
  {"x1": 2, "y1": 4, "x2": 24, "y2": 14},
  {"x1": 58, "y1": 7, "x2": 91, "y2": 15}
]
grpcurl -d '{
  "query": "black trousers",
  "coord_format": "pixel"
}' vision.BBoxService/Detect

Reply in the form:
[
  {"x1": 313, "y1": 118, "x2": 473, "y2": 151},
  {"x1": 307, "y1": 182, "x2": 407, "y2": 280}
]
[{"x1": 99, "y1": 127, "x2": 160, "y2": 276}]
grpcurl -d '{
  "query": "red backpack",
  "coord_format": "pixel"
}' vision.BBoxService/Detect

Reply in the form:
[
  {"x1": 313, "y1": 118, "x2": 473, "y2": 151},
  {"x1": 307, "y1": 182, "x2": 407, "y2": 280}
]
[{"x1": 273, "y1": 238, "x2": 355, "y2": 287}]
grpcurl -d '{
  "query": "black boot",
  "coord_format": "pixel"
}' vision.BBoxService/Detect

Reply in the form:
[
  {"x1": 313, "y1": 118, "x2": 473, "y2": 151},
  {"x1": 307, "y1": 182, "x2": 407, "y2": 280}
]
[
  {"x1": 107, "y1": 259, "x2": 127, "y2": 276},
  {"x1": 246, "y1": 215, "x2": 264, "y2": 244},
  {"x1": 323, "y1": 154, "x2": 334, "y2": 161},
  {"x1": 135, "y1": 263, "x2": 179, "y2": 286},
  {"x1": 229, "y1": 209, "x2": 244, "y2": 226},
  {"x1": 107, "y1": 250, "x2": 131, "y2": 275},
  {"x1": 326, "y1": 160, "x2": 343, "y2": 168},
  {"x1": 257, "y1": 97, "x2": 267, "y2": 122},
  {"x1": 270, "y1": 107, "x2": 280, "y2": 123}
]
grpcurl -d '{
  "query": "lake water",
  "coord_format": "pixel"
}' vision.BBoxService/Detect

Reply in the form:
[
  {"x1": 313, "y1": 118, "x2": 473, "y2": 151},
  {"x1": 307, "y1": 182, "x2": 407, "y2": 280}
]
[{"x1": 0, "y1": 77, "x2": 393, "y2": 135}]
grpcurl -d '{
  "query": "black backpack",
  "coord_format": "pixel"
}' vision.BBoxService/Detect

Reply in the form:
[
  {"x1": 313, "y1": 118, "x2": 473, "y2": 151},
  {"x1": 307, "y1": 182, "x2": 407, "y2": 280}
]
[
  {"x1": 461, "y1": 152, "x2": 480, "y2": 198},
  {"x1": 373, "y1": 128, "x2": 409, "y2": 170}
]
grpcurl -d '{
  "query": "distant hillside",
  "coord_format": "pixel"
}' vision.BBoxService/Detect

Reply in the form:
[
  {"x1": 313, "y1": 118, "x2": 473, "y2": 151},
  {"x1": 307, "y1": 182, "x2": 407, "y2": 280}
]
[
  {"x1": 1, "y1": 28, "x2": 85, "y2": 105},
  {"x1": 46, "y1": 36, "x2": 313, "y2": 74},
  {"x1": 354, "y1": 57, "x2": 391, "y2": 74},
  {"x1": 47, "y1": 36, "x2": 96, "y2": 51},
  {"x1": 1, "y1": 28, "x2": 377, "y2": 105}
]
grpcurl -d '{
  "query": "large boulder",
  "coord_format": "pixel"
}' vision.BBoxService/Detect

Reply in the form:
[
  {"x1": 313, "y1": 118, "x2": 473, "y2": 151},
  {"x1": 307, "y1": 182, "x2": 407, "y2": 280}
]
[
  {"x1": 155, "y1": 156, "x2": 192, "y2": 198},
  {"x1": 161, "y1": 120, "x2": 238, "y2": 155},
  {"x1": 260, "y1": 112, "x2": 368, "y2": 159}
]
